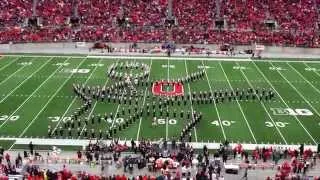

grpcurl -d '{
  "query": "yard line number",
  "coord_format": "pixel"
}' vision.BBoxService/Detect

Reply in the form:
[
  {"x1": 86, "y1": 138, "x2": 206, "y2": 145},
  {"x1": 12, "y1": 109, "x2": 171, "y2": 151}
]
[
  {"x1": 305, "y1": 67, "x2": 320, "y2": 72},
  {"x1": 18, "y1": 62, "x2": 32, "y2": 66},
  {"x1": 269, "y1": 67, "x2": 286, "y2": 71},
  {"x1": 211, "y1": 120, "x2": 235, "y2": 126},
  {"x1": 62, "y1": 69, "x2": 91, "y2": 74},
  {"x1": 265, "y1": 121, "x2": 289, "y2": 128},
  {"x1": 233, "y1": 66, "x2": 248, "y2": 70},
  {"x1": 162, "y1": 65, "x2": 175, "y2": 68},
  {"x1": 54, "y1": 62, "x2": 70, "y2": 66},
  {"x1": 0, "y1": 115, "x2": 20, "y2": 121}
]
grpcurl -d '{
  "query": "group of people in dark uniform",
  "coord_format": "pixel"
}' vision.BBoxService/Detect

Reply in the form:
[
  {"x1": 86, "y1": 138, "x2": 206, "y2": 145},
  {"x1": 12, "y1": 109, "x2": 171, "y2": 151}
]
[{"x1": 47, "y1": 62, "x2": 276, "y2": 143}]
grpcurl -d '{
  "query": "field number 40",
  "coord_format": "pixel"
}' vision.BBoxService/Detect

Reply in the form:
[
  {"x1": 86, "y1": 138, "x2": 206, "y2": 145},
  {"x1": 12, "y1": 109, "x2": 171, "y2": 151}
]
[{"x1": 211, "y1": 120, "x2": 235, "y2": 126}]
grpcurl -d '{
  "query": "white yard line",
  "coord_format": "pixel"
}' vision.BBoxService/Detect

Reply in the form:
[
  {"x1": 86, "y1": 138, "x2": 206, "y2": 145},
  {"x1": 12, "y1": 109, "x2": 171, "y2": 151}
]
[
  {"x1": 304, "y1": 62, "x2": 320, "y2": 81},
  {"x1": 0, "y1": 58, "x2": 70, "y2": 130},
  {"x1": 288, "y1": 62, "x2": 320, "y2": 97},
  {"x1": 136, "y1": 59, "x2": 153, "y2": 141},
  {"x1": 0, "y1": 64, "x2": 27, "y2": 86},
  {"x1": 0, "y1": 57, "x2": 53, "y2": 103},
  {"x1": 0, "y1": 57, "x2": 20, "y2": 72},
  {"x1": 236, "y1": 62, "x2": 287, "y2": 144},
  {"x1": 201, "y1": 60, "x2": 226, "y2": 140},
  {"x1": 166, "y1": 58, "x2": 169, "y2": 141},
  {"x1": 18, "y1": 58, "x2": 87, "y2": 137},
  {"x1": 274, "y1": 62, "x2": 320, "y2": 121},
  {"x1": 184, "y1": 60, "x2": 198, "y2": 142},
  {"x1": 109, "y1": 60, "x2": 137, "y2": 131},
  {"x1": 52, "y1": 59, "x2": 101, "y2": 133},
  {"x1": 219, "y1": 62, "x2": 257, "y2": 144},
  {"x1": 252, "y1": 61, "x2": 317, "y2": 144},
  {"x1": 52, "y1": 59, "x2": 103, "y2": 135},
  {"x1": 78, "y1": 102, "x2": 98, "y2": 139},
  {"x1": 78, "y1": 60, "x2": 111, "y2": 138}
]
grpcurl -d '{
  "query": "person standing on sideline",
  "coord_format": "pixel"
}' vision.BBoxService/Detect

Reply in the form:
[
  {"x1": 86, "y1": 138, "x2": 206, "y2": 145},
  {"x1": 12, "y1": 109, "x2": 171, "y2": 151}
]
[
  {"x1": 29, "y1": 141, "x2": 34, "y2": 155},
  {"x1": 241, "y1": 168, "x2": 248, "y2": 180}
]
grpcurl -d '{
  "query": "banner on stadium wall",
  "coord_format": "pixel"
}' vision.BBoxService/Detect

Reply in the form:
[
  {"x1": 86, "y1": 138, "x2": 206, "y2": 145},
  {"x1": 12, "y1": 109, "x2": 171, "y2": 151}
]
[
  {"x1": 255, "y1": 44, "x2": 265, "y2": 51},
  {"x1": 149, "y1": 47, "x2": 163, "y2": 54},
  {"x1": 75, "y1": 42, "x2": 86, "y2": 48}
]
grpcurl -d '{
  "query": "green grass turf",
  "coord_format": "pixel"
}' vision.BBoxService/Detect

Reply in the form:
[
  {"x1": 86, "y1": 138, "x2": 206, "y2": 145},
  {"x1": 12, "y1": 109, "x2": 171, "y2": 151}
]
[
  {"x1": 0, "y1": 140, "x2": 15, "y2": 150},
  {"x1": 0, "y1": 55, "x2": 320, "y2": 146}
]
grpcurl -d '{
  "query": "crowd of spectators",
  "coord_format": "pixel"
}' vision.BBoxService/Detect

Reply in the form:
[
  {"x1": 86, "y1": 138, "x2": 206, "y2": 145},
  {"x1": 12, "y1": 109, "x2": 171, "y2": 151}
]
[
  {"x1": 0, "y1": 0, "x2": 32, "y2": 27},
  {"x1": 36, "y1": 0, "x2": 72, "y2": 26},
  {"x1": 1, "y1": 140, "x2": 319, "y2": 180},
  {"x1": 0, "y1": 0, "x2": 319, "y2": 46}
]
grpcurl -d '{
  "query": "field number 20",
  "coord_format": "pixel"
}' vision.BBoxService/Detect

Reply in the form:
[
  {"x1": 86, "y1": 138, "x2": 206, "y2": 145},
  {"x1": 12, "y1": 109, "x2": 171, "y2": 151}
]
[{"x1": 0, "y1": 115, "x2": 20, "y2": 121}]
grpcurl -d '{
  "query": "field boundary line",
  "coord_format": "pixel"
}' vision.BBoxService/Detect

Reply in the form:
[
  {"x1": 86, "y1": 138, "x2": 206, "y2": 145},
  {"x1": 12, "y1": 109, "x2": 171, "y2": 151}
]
[
  {"x1": 184, "y1": 60, "x2": 198, "y2": 142},
  {"x1": 201, "y1": 60, "x2": 226, "y2": 140},
  {"x1": 252, "y1": 61, "x2": 317, "y2": 144},
  {"x1": 236, "y1": 62, "x2": 288, "y2": 144},
  {"x1": 0, "y1": 58, "x2": 70, "y2": 130},
  {"x1": 136, "y1": 59, "x2": 153, "y2": 141},
  {"x1": 219, "y1": 62, "x2": 257, "y2": 144},
  {"x1": 0, "y1": 57, "x2": 53, "y2": 103},
  {"x1": 18, "y1": 58, "x2": 87, "y2": 137},
  {"x1": 5, "y1": 54, "x2": 320, "y2": 63},
  {"x1": 0, "y1": 57, "x2": 20, "y2": 72},
  {"x1": 51, "y1": 58, "x2": 102, "y2": 134}
]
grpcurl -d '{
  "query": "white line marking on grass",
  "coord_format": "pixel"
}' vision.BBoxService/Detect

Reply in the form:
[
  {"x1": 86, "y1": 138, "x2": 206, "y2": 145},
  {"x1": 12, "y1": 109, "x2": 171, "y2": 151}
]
[
  {"x1": 201, "y1": 60, "x2": 226, "y2": 140},
  {"x1": 78, "y1": 101, "x2": 98, "y2": 139},
  {"x1": 0, "y1": 57, "x2": 53, "y2": 103},
  {"x1": 219, "y1": 62, "x2": 257, "y2": 144},
  {"x1": 236, "y1": 62, "x2": 287, "y2": 145},
  {"x1": 0, "y1": 64, "x2": 27, "y2": 86},
  {"x1": 18, "y1": 58, "x2": 87, "y2": 137},
  {"x1": 278, "y1": 62, "x2": 320, "y2": 120},
  {"x1": 0, "y1": 58, "x2": 70, "y2": 130},
  {"x1": 184, "y1": 60, "x2": 198, "y2": 142},
  {"x1": 252, "y1": 61, "x2": 317, "y2": 144},
  {"x1": 136, "y1": 59, "x2": 153, "y2": 141},
  {"x1": 166, "y1": 58, "x2": 170, "y2": 141},
  {"x1": 108, "y1": 60, "x2": 137, "y2": 134},
  {"x1": 51, "y1": 59, "x2": 103, "y2": 135},
  {"x1": 0, "y1": 57, "x2": 20, "y2": 72},
  {"x1": 6, "y1": 54, "x2": 320, "y2": 63},
  {"x1": 78, "y1": 59, "x2": 111, "y2": 138}
]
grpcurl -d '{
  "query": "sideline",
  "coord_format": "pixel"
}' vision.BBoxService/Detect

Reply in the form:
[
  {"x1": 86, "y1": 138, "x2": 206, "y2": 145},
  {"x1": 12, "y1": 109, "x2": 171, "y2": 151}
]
[
  {"x1": 3, "y1": 54, "x2": 320, "y2": 63},
  {"x1": 0, "y1": 137, "x2": 317, "y2": 151}
]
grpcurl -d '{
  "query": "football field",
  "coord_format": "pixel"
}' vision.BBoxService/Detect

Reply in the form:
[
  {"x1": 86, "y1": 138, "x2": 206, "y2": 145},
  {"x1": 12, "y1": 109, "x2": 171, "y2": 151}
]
[{"x1": 0, "y1": 55, "x2": 320, "y2": 148}]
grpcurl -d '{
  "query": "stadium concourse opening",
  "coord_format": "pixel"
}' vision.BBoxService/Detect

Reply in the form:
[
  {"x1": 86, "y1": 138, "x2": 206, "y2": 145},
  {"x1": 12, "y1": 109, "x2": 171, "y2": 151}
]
[{"x1": 152, "y1": 81, "x2": 184, "y2": 96}]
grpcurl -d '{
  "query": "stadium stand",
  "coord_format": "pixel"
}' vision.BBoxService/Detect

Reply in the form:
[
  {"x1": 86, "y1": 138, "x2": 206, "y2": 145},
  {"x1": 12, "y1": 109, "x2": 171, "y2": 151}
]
[
  {"x1": 0, "y1": 0, "x2": 319, "y2": 47},
  {"x1": 0, "y1": 140, "x2": 319, "y2": 179}
]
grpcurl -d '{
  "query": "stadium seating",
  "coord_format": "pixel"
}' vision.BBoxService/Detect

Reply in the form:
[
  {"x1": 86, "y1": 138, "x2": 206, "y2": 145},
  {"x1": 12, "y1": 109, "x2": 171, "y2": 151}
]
[
  {"x1": 0, "y1": 0, "x2": 319, "y2": 47},
  {"x1": 37, "y1": 0, "x2": 72, "y2": 26},
  {"x1": 0, "y1": 0, "x2": 32, "y2": 27}
]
